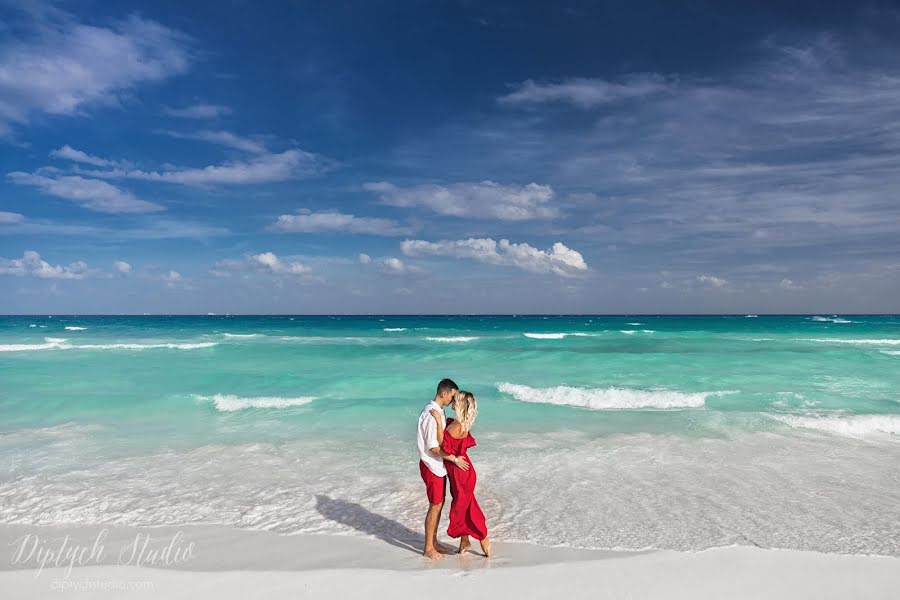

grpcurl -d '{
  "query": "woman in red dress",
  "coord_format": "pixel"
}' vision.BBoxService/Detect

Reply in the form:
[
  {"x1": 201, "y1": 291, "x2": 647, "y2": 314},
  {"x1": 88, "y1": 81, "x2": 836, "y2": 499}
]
[{"x1": 430, "y1": 391, "x2": 491, "y2": 557}]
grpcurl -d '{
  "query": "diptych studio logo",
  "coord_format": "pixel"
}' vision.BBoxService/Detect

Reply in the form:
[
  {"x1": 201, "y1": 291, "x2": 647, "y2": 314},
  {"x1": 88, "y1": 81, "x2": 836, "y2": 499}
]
[{"x1": 9, "y1": 528, "x2": 196, "y2": 578}]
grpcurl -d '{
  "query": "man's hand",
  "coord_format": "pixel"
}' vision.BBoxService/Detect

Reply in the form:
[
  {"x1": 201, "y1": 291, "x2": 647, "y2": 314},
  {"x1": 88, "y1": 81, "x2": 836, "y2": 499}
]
[{"x1": 453, "y1": 456, "x2": 470, "y2": 471}]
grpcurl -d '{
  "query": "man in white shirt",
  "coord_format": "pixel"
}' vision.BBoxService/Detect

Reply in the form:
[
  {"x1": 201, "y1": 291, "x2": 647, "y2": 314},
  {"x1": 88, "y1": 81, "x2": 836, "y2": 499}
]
[{"x1": 417, "y1": 378, "x2": 469, "y2": 559}]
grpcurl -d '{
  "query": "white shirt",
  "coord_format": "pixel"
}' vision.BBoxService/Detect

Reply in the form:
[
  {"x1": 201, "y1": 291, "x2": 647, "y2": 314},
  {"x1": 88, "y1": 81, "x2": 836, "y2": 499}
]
[{"x1": 417, "y1": 400, "x2": 447, "y2": 477}]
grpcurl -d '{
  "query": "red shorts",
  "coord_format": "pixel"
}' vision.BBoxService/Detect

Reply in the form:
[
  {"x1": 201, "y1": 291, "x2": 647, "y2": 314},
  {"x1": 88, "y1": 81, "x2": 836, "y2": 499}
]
[{"x1": 419, "y1": 460, "x2": 446, "y2": 504}]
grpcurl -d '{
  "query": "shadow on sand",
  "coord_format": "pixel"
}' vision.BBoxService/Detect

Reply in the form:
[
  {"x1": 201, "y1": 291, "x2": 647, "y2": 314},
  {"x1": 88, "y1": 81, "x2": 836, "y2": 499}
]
[{"x1": 315, "y1": 495, "x2": 423, "y2": 555}]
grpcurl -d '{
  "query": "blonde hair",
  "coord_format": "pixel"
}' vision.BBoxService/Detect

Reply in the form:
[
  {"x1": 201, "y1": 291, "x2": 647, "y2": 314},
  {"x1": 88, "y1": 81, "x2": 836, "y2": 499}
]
[{"x1": 453, "y1": 391, "x2": 478, "y2": 433}]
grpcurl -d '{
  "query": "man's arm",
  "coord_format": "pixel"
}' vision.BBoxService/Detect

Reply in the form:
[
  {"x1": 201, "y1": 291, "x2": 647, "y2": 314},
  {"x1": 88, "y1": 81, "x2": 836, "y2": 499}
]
[
  {"x1": 423, "y1": 416, "x2": 469, "y2": 470},
  {"x1": 429, "y1": 446, "x2": 469, "y2": 471},
  {"x1": 430, "y1": 409, "x2": 445, "y2": 445}
]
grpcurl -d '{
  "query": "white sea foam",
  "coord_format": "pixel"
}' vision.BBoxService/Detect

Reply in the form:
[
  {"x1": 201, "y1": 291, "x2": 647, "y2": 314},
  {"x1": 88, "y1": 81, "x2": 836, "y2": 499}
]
[
  {"x1": 627, "y1": 322, "x2": 643, "y2": 325},
  {"x1": 383, "y1": 328, "x2": 406, "y2": 332},
  {"x1": 523, "y1": 332, "x2": 594, "y2": 339},
  {"x1": 0, "y1": 341, "x2": 218, "y2": 352},
  {"x1": 497, "y1": 382, "x2": 727, "y2": 410},
  {"x1": 4, "y1": 428, "x2": 899, "y2": 555},
  {"x1": 44, "y1": 337, "x2": 67, "y2": 343},
  {"x1": 0, "y1": 343, "x2": 59, "y2": 352},
  {"x1": 64, "y1": 326, "x2": 87, "y2": 331},
  {"x1": 745, "y1": 315, "x2": 758, "y2": 318},
  {"x1": 425, "y1": 336, "x2": 479, "y2": 342},
  {"x1": 193, "y1": 394, "x2": 316, "y2": 412},
  {"x1": 767, "y1": 413, "x2": 900, "y2": 437},
  {"x1": 77, "y1": 342, "x2": 218, "y2": 350},
  {"x1": 811, "y1": 316, "x2": 855, "y2": 323},
  {"x1": 800, "y1": 338, "x2": 900, "y2": 345},
  {"x1": 28, "y1": 324, "x2": 36, "y2": 328},
  {"x1": 881, "y1": 350, "x2": 900, "y2": 356},
  {"x1": 223, "y1": 333, "x2": 261, "y2": 338}
]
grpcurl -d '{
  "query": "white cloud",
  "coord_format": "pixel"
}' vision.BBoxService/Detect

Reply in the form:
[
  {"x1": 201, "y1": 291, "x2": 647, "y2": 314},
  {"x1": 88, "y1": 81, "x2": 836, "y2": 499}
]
[
  {"x1": 270, "y1": 210, "x2": 412, "y2": 236},
  {"x1": 357, "y1": 253, "x2": 372, "y2": 265},
  {"x1": 0, "y1": 12, "x2": 190, "y2": 134},
  {"x1": 162, "y1": 103, "x2": 231, "y2": 119},
  {"x1": 250, "y1": 252, "x2": 310, "y2": 275},
  {"x1": 381, "y1": 257, "x2": 407, "y2": 274},
  {"x1": 215, "y1": 252, "x2": 312, "y2": 277},
  {"x1": 0, "y1": 250, "x2": 94, "y2": 279},
  {"x1": 157, "y1": 130, "x2": 268, "y2": 154},
  {"x1": 7, "y1": 172, "x2": 163, "y2": 213},
  {"x1": 696, "y1": 274, "x2": 728, "y2": 288},
  {"x1": 364, "y1": 181, "x2": 558, "y2": 221},
  {"x1": 89, "y1": 149, "x2": 327, "y2": 186},
  {"x1": 0, "y1": 211, "x2": 25, "y2": 224},
  {"x1": 379, "y1": 257, "x2": 425, "y2": 276},
  {"x1": 159, "y1": 269, "x2": 188, "y2": 289},
  {"x1": 779, "y1": 278, "x2": 803, "y2": 291},
  {"x1": 388, "y1": 35, "x2": 900, "y2": 285},
  {"x1": 401, "y1": 237, "x2": 588, "y2": 276},
  {"x1": 50, "y1": 145, "x2": 115, "y2": 167},
  {"x1": 498, "y1": 74, "x2": 670, "y2": 109},
  {"x1": 113, "y1": 260, "x2": 132, "y2": 274}
]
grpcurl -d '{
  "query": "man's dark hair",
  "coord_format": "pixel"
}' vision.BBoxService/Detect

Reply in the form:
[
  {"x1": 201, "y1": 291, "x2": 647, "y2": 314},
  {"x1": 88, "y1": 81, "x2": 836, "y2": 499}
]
[{"x1": 437, "y1": 378, "x2": 458, "y2": 396}]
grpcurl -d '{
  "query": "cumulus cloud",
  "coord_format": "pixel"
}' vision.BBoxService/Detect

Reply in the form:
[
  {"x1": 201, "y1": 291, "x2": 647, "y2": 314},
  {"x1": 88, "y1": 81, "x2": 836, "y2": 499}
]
[
  {"x1": 357, "y1": 253, "x2": 372, "y2": 265},
  {"x1": 214, "y1": 252, "x2": 312, "y2": 278},
  {"x1": 269, "y1": 209, "x2": 413, "y2": 236},
  {"x1": 696, "y1": 274, "x2": 728, "y2": 288},
  {"x1": 379, "y1": 257, "x2": 425, "y2": 276},
  {"x1": 779, "y1": 278, "x2": 803, "y2": 291},
  {"x1": 0, "y1": 250, "x2": 94, "y2": 279},
  {"x1": 0, "y1": 11, "x2": 190, "y2": 134},
  {"x1": 162, "y1": 103, "x2": 231, "y2": 119},
  {"x1": 498, "y1": 74, "x2": 669, "y2": 109},
  {"x1": 364, "y1": 181, "x2": 558, "y2": 221},
  {"x1": 113, "y1": 260, "x2": 132, "y2": 274},
  {"x1": 0, "y1": 211, "x2": 25, "y2": 224},
  {"x1": 7, "y1": 172, "x2": 163, "y2": 213},
  {"x1": 401, "y1": 237, "x2": 588, "y2": 276}
]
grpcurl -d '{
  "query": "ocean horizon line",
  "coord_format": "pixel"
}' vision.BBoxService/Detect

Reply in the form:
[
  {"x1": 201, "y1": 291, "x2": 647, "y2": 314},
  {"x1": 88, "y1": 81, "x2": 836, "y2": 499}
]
[{"x1": 2, "y1": 313, "x2": 898, "y2": 318}]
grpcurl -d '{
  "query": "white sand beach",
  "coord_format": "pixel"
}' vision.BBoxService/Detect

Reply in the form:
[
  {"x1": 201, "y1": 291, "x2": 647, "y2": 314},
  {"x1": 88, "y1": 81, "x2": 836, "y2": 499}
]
[{"x1": 2, "y1": 524, "x2": 898, "y2": 599}]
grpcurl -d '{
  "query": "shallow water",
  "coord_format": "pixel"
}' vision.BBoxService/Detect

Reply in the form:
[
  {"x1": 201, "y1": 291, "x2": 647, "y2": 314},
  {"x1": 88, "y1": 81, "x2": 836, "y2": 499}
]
[{"x1": 1, "y1": 315, "x2": 899, "y2": 554}]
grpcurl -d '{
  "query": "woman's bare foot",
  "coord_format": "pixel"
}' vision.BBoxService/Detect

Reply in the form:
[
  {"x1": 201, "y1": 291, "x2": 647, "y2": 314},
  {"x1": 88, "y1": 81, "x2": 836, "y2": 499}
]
[
  {"x1": 423, "y1": 546, "x2": 445, "y2": 559},
  {"x1": 458, "y1": 537, "x2": 471, "y2": 554},
  {"x1": 480, "y1": 538, "x2": 492, "y2": 558}
]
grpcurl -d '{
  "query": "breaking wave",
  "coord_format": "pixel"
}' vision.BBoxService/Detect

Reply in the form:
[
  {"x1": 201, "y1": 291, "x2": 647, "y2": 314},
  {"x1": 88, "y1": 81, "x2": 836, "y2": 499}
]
[
  {"x1": 193, "y1": 394, "x2": 316, "y2": 412},
  {"x1": 496, "y1": 382, "x2": 731, "y2": 410}
]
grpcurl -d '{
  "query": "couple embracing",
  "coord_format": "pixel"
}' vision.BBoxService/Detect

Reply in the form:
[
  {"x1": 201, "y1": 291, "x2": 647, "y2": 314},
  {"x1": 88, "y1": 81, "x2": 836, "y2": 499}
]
[{"x1": 416, "y1": 378, "x2": 491, "y2": 559}]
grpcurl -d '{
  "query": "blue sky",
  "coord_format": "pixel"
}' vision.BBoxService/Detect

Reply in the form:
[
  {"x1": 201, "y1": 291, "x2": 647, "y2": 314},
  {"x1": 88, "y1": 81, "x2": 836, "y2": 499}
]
[{"x1": 2, "y1": 0, "x2": 899, "y2": 314}]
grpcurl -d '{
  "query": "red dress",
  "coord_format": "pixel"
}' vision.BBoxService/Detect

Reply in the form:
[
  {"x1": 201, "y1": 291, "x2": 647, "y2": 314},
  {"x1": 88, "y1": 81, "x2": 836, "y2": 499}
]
[{"x1": 442, "y1": 418, "x2": 488, "y2": 540}]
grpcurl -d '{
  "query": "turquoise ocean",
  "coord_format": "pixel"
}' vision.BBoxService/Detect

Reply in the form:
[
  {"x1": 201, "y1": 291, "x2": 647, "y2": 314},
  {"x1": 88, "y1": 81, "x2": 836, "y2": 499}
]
[{"x1": 1, "y1": 315, "x2": 899, "y2": 555}]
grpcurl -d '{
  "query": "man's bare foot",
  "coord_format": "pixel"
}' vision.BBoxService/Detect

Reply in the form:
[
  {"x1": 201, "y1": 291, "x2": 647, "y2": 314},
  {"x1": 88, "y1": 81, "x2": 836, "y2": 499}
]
[
  {"x1": 458, "y1": 538, "x2": 471, "y2": 554},
  {"x1": 435, "y1": 541, "x2": 454, "y2": 554},
  {"x1": 423, "y1": 547, "x2": 445, "y2": 559},
  {"x1": 480, "y1": 538, "x2": 492, "y2": 558}
]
